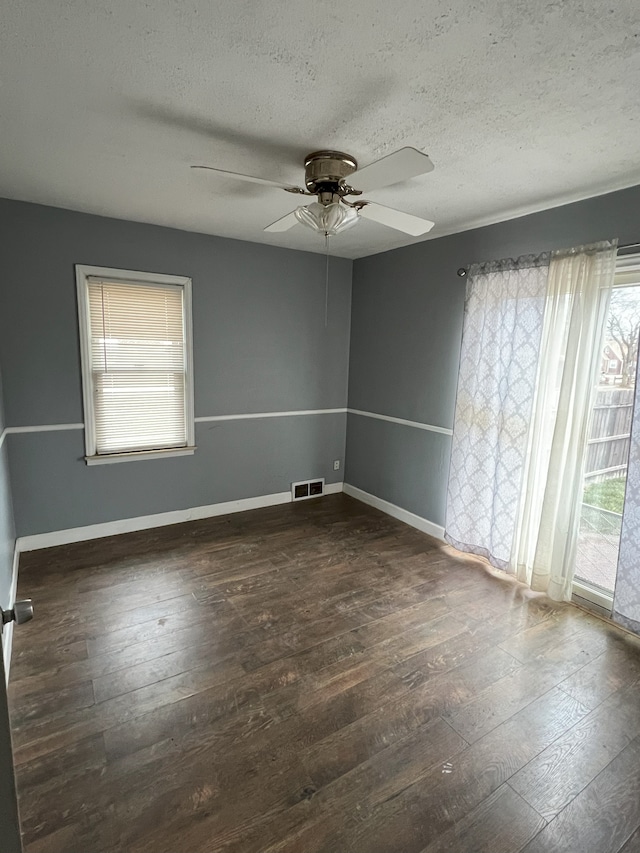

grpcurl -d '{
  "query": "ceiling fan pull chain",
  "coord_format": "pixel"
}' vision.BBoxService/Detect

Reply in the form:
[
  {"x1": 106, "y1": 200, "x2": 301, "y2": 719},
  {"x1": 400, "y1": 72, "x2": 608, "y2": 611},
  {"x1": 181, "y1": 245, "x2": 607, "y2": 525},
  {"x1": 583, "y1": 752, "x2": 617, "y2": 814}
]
[{"x1": 325, "y1": 233, "x2": 330, "y2": 328}]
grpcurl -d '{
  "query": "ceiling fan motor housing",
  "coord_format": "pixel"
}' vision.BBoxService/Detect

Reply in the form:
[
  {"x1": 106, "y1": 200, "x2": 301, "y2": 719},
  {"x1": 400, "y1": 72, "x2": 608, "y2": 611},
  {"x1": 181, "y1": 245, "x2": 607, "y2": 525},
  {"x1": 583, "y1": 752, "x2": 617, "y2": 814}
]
[{"x1": 304, "y1": 151, "x2": 358, "y2": 199}]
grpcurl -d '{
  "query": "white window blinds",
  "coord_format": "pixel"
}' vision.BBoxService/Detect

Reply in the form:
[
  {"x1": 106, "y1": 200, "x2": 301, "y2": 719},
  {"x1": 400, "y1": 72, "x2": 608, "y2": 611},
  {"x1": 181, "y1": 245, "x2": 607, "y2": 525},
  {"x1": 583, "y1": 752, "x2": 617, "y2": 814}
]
[{"x1": 86, "y1": 278, "x2": 189, "y2": 455}]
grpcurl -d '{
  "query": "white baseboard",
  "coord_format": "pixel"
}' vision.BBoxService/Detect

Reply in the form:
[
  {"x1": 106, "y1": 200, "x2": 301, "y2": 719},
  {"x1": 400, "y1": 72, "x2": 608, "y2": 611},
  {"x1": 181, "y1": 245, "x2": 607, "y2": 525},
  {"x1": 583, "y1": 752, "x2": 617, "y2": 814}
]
[
  {"x1": 16, "y1": 482, "x2": 344, "y2": 553},
  {"x1": 322, "y1": 483, "x2": 344, "y2": 495},
  {"x1": 343, "y1": 483, "x2": 445, "y2": 541},
  {"x1": 2, "y1": 544, "x2": 20, "y2": 684}
]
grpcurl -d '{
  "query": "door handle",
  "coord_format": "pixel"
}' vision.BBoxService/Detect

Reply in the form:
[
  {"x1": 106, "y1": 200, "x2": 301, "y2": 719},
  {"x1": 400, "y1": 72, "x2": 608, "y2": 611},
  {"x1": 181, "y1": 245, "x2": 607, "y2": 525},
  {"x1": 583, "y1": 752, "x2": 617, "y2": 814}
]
[{"x1": 2, "y1": 600, "x2": 34, "y2": 626}]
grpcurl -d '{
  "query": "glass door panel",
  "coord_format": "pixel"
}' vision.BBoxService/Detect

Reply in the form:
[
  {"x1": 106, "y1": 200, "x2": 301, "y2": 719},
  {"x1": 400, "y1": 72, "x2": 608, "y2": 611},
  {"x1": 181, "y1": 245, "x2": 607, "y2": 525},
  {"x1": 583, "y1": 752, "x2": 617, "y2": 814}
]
[{"x1": 575, "y1": 279, "x2": 640, "y2": 594}]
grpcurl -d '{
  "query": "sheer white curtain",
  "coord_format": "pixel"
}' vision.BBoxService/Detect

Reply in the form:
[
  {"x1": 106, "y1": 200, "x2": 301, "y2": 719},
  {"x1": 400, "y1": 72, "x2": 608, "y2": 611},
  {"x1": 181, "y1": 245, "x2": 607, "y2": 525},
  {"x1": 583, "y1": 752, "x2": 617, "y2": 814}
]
[
  {"x1": 446, "y1": 241, "x2": 618, "y2": 602},
  {"x1": 445, "y1": 255, "x2": 550, "y2": 569},
  {"x1": 511, "y1": 242, "x2": 618, "y2": 600}
]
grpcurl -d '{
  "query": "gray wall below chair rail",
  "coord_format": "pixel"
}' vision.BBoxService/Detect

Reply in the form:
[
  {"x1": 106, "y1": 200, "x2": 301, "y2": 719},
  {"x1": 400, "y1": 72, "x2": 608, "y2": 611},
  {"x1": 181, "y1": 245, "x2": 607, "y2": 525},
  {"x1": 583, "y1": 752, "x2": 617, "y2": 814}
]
[
  {"x1": 347, "y1": 183, "x2": 640, "y2": 527},
  {"x1": 0, "y1": 198, "x2": 351, "y2": 536},
  {"x1": 9, "y1": 414, "x2": 346, "y2": 536},
  {"x1": 345, "y1": 413, "x2": 451, "y2": 526}
]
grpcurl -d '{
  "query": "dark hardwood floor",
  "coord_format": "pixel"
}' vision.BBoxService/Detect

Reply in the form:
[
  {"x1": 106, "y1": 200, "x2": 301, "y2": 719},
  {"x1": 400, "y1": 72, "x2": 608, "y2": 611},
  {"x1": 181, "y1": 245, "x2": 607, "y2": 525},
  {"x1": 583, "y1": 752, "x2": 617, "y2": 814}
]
[{"x1": 8, "y1": 493, "x2": 640, "y2": 853}]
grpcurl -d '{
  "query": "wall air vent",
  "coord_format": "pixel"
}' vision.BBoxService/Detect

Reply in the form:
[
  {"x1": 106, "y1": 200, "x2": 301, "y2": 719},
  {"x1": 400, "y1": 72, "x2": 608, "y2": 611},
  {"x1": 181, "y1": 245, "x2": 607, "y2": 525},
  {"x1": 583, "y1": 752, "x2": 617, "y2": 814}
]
[{"x1": 291, "y1": 478, "x2": 325, "y2": 501}]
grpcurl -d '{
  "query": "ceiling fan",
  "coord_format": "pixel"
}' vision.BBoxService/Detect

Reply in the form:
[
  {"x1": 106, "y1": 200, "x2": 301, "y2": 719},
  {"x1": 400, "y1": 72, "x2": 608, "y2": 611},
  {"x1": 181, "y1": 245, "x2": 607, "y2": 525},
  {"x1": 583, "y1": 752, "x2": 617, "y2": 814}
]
[{"x1": 191, "y1": 147, "x2": 435, "y2": 238}]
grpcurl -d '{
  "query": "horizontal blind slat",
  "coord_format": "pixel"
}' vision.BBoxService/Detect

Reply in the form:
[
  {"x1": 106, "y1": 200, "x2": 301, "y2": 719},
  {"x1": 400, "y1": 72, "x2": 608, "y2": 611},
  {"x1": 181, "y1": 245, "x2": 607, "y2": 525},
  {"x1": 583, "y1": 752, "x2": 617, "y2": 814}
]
[{"x1": 87, "y1": 279, "x2": 188, "y2": 455}]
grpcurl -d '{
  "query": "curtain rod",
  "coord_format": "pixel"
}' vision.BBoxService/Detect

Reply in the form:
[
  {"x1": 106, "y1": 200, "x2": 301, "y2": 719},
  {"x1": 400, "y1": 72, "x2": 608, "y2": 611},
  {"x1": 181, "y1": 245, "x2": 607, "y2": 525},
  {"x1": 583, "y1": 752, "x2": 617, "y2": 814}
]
[{"x1": 458, "y1": 241, "x2": 640, "y2": 276}]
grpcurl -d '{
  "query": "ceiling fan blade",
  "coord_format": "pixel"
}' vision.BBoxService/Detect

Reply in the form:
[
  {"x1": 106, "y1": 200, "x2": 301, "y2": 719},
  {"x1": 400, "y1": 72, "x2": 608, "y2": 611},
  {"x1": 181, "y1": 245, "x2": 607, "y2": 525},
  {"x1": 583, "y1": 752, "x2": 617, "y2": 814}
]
[
  {"x1": 351, "y1": 147, "x2": 434, "y2": 193},
  {"x1": 191, "y1": 166, "x2": 302, "y2": 192},
  {"x1": 264, "y1": 210, "x2": 300, "y2": 233},
  {"x1": 359, "y1": 202, "x2": 435, "y2": 236}
]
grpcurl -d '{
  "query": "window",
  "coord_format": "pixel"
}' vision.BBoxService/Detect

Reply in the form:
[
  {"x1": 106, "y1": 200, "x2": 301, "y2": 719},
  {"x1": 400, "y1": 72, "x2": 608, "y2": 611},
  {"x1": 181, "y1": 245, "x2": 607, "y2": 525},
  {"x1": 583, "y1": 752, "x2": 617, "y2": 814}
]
[{"x1": 76, "y1": 265, "x2": 195, "y2": 464}]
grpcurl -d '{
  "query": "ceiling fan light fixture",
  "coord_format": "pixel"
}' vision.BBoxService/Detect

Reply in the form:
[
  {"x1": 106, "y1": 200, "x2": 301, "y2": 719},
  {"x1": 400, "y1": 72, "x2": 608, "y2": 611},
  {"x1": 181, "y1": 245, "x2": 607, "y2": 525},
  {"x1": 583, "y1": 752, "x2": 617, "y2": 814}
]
[{"x1": 294, "y1": 202, "x2": 359, "y2": 236}]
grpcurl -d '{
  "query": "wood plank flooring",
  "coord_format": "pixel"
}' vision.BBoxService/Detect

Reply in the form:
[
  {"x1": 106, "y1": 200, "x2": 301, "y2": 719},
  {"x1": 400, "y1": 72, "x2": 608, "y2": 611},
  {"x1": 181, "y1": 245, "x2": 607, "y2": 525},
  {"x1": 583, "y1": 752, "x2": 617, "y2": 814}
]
[{"x1": 8, "y1": 493, "x2": 640, "y2": 853}]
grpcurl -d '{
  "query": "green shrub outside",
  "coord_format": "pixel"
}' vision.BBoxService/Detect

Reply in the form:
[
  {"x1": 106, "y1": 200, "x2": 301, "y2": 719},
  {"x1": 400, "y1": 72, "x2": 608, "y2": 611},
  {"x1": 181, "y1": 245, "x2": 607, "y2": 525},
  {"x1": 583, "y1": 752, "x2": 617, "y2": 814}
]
[{"x1": 583, "y1": 478, "x2": 626, "y2": 514}]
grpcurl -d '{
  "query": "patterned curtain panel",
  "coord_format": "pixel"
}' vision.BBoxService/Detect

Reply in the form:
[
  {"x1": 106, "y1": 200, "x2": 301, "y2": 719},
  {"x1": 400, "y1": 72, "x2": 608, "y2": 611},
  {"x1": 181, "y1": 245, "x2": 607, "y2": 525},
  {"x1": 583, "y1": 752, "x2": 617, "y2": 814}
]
[
  {"x1": 614, "y1": 350, "x2": 640, "y2": 633},
  {"x1": 444, "y1": 254, "x2": 550, "y2": 569}
]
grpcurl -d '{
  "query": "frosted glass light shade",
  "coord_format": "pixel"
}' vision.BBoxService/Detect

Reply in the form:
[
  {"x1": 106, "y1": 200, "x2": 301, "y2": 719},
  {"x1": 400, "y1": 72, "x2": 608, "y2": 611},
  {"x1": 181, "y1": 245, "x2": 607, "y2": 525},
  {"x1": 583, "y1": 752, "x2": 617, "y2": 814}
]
[{"x1": 294, "y1": 202, "x2": 359, "y2": 236}]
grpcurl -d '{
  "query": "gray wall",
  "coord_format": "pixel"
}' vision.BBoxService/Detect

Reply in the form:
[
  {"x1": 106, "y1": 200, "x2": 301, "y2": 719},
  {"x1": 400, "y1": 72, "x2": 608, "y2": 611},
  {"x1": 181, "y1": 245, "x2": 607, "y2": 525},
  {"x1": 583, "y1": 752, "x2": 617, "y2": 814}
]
[
  {"x1": 4, "y1": 182, "x2": 640, "y2": 539},
  {"x1": 0, "y1": 199, "x2": 351, "y2": 536},
  {"x1": 346, "y1": 183, "x2": 640, "y2": 527}
]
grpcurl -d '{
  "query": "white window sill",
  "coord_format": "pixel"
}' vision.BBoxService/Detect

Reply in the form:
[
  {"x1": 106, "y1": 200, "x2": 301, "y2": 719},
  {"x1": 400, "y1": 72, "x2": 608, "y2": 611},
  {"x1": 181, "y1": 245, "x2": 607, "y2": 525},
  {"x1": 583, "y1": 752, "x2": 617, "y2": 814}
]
[{"x1": 85, "y1": 446, "x2": 196, "y2": 465}]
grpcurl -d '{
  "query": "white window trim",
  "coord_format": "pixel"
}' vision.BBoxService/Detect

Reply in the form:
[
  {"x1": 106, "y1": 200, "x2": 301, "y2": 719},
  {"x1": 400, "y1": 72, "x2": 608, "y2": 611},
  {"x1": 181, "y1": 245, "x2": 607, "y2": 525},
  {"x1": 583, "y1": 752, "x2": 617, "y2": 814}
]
[
  {"x1": 76, "y1": 265, "x2": 195, "y2": 464},
  {"x1": 572, "y1": 578, "x2": 613, "y2": 612},
  {"x1": 84, "y1": 446, "x2": 196, "y2": 466}
]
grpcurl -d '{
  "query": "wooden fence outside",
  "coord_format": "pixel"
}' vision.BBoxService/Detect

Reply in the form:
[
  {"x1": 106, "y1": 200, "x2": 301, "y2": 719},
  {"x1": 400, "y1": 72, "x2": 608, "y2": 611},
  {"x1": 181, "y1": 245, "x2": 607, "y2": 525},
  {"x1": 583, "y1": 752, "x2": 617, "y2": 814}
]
[{"x1": 584, "y1": 387, "x2": 634, "y2": 482}]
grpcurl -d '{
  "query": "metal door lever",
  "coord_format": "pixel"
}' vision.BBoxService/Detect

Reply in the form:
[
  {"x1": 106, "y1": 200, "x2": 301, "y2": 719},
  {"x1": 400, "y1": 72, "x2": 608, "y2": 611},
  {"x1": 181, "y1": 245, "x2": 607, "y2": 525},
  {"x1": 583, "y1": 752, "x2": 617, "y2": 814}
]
[{"x1": 2, "y1": 599, "x2": 34, "y2": 625}]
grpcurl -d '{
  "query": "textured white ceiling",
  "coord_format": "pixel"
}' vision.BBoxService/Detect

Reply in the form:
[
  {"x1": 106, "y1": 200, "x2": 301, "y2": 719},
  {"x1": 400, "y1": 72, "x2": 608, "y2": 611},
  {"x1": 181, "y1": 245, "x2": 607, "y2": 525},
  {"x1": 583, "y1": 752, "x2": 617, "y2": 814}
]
[{"x1": 1, "y1": 1, "x2": 639, "y2": 259}]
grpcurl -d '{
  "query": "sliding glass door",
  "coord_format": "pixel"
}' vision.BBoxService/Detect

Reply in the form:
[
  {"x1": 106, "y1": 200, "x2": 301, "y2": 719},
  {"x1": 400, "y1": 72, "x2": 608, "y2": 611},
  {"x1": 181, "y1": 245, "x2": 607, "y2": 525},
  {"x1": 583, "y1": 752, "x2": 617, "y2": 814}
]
[{"x1": 574, "y1": 255, "x2": 640, "y2": 604}]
